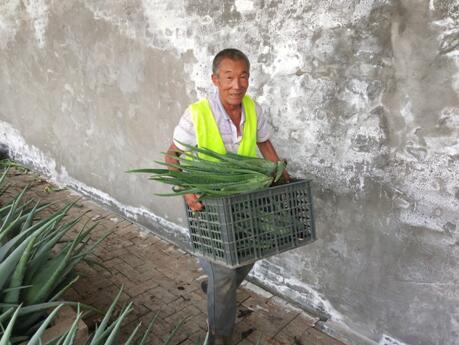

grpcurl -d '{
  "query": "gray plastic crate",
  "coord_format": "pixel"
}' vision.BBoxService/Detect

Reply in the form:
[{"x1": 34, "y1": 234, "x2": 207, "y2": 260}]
[{"x1": 185, "y1": 179, "x2": 315, "y2": 268}]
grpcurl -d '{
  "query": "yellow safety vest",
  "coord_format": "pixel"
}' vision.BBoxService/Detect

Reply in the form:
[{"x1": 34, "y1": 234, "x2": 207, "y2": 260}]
[{"x1": 189, "y1": 95, "x2": 257, "y2": 161}]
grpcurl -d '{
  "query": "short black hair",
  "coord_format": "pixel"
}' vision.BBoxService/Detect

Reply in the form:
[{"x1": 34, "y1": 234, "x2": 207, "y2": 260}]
[{"x1": 212, "y1": 48, "x2": 250, "y2": 75}]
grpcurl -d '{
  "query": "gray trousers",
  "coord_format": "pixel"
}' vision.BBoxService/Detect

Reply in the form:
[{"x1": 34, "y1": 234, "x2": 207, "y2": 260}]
[{"x1": 198, "y1": 258, "x2": 254, "y2": 337}]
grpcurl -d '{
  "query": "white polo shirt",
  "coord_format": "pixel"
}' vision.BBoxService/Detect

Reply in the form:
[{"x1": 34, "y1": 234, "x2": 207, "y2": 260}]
[{"x1": 173, "y1": 90, "x2": 272, "y2": 154}]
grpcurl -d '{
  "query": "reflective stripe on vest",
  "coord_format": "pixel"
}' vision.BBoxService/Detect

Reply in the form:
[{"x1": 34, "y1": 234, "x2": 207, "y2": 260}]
[{"x1": 189, "y1": 95, "x2": 257, "y2": 161}]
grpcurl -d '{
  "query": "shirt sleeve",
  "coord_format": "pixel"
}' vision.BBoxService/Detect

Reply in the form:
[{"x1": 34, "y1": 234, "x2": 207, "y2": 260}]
[
  {"x1": 255, "y1": 102, "x2": 273, "y2": 143},
  {"x1": 173, "y1": 107, "x2": 197, "y2": 151}
]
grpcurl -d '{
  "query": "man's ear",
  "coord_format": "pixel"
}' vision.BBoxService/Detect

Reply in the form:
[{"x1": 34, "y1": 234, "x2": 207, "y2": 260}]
[{"x1": 211, "y1": 74, "x2": 219, "y2": 86}]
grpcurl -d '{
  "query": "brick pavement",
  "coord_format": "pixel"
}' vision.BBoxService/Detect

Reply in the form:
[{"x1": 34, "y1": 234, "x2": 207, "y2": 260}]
[{"x1": 1, "y1": 168, "x2": 345, "y2": 345}]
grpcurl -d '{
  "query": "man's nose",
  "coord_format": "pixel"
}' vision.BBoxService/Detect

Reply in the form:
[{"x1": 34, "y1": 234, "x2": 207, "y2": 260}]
[{"x1": 232, "y1": 78, "x2": 241, "y2": 89}]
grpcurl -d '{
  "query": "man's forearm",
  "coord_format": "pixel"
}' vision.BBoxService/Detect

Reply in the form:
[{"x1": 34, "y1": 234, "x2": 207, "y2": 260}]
[
  {"x1": 257, "y1": 140, "x2": 281, "y2": 162},
  {"x1": 257, "y1": 140, "x2": 290, "y2": 181}
]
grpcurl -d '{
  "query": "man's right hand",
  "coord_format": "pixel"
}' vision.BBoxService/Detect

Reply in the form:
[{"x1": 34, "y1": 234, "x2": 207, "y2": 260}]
[{"x1": 184, "y1": 193, "x2": 203, "y2": 212}]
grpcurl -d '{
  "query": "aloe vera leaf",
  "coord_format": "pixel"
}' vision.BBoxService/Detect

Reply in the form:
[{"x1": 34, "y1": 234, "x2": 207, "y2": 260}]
[
  {"x1": 0, "y1": 160, "x2": 28, "y2": 171},
  {"x1": 83, "y1": 258, "x2": 112, "y2": 275},
  {"x1": 0, "y1": 306, "x2": 21, "y2": 345},
  {"x1": 30, "y1": 221, "x2": 79, "y2": 267},
  {"x1": 0, "y1": 302, "x2": 93, "y2": 322},
  {"x1": 22, "y1": 201, "x2": 75, "y2": 238},
  {"x1": 224, "y1": 151, "x2": 254, "y2": 160},
  {"x1": 53, "y1": 331, "x2": 69, "y2": 345},
  {"x1": 150, "y1": 165, "x2": 266, "y2": 181},
  {"x1": 100, "y1": 303, "x2": 133, "y2": 345},
  {"x1": 17, "y1": 301, "x2": 94, "y2": 315},
  {"x1": 91, "y1": 322, "x2": 118, "y2": 345},
  {"x1": 26, "y1": 214, "x2": 86, "y2": 281},
  {"x1": 0, "y1": 184, "x2": 29, "y2": 223},
  {"x1": 56, "y1": 266, "x2": 80, "y2": 288},
  {"x1": 0, "y1": 193, "x2": 32, "y2": 244},
  {"x1": 0, "y1": 210, "x2": 25, "y2": 245},
  {"x1": 0, "y1": 307, "x2": 14, "y2": 326},
  {"x1": 60, "y1": 308, "x2": 82, "y2": 345},
  {"x1": 137, "y1": 312, "x2": 159, "y2": 345},
  {"x1": 3, "y1": 231, "x2": 40, "y2": 304},
  {"x1": 0, "y1": 235, "x2": 34, "y2": 293},
  {"x1": 150, "y1": 176, "x2": 262, "y2": 188},
  {"x1": 160, "y1": 155, "x2": 238, "y2": 173},
  {"x1": 1, "y1": 285, "x2": 32, "y2": 294},
  {"x1": 0, "y1": 205, "x2": 70, "y2": 261},
  {"x1": 68, "y1": 223, "x2": 100, "y2": 258},
  {"x1": 89, "y1": 288, "x2": 124, "y2": 345},
  {"x1": 153, "y1": 169, "x2": 264, "y2": 182},
  {"x1": 27, "y1": 304, "x2": 63, "y2": 345},
  {"x1": 49, "y1": 276, "x2": 79, "y2": 302},
  {"x1": 0, "y1": 185, "x2": 28, "y2": 226},
  {"x1": 196, "y1": 178, "x2": 272, "y2": 194},
  {"x1": 163, "y1": 318, "x2": 186, "y2": 345},
  {"x1": 35, "y1": 216, "x2": 79, "y2": 246},
  {"x1": 0, "y1": 200, "x2": 37, "y2": 222},
  {"x1": 274, "y1": 160, "x2": 287, "y2": 182},
  {"x1": 154, "y1": 159, "x2": 263, "y2": 178},
  {"x1": 195, "y1": 335, "x2": 204, "y2": 345},
  {"x1": 155, "y1": 190, "x2": 200, "y2": 197},
  {"x1": 12, "y1": 302, "x2": 95, "y2": 335},
  {"x1": 0, "y1": 203, "x2": 14, "y2": 219},
  {"x1": 126, "y1": 168, "x2": 170, "y2": 174},
  {"x1": 23, "y1": 205, "x2": 67, "y2": 233},
  {"x1": 70, "y1": 229, "x2": 112, "y2": 262},
  {"x1": 0, "y1": 228, "x2": 42, "y2": 263},
  {"x1": 20, "y1": 202, "x2": 49, "y2": 232},
  {"x1": 173, "y1": 141, "x2": 226, "y2": 161},
  {"x1": 24, "y1": 240, "x2": 75, "y2": 304},
  {"x1": 33, "y1": 216, "x2": 90, "y2": 259},
  {"x1": 173, "y1": 141, "x2": 277, "y2": 175},
  {"x1": 146, "y1": 160, "x2": 183, "y2": 171},
  {"x1": 26, "y1": 234, "x2": 70, "y2": 282},
  {"x1": 122, "y1": 323, "x2": 142, "y2": 345},
  {"x1": 0, "y1": 168, "x2": 8, "y2": 185},
  {"x1": 32, "y1": 210, "x2": 83, "y2": 246},
  {"x1": 155, "y1": 158, "x2": 221, "y2": 174}
]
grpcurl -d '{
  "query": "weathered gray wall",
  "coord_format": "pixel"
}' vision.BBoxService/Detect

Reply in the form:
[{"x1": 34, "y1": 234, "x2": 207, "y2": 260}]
[{"x1": 1, "y1": 1, "x2": 458, "y2": 344}]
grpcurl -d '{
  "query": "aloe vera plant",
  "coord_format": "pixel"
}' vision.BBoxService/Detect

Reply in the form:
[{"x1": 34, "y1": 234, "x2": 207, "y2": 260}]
[
  {"x1": 128, "y1": 142, "x2": 287, "y2": 199},
  {"x1": 0, "y1": 166, "x2": 110, "y2": 339},
  {"x1": 0, "y1": 288, "x2": 187, "y2": 345}
]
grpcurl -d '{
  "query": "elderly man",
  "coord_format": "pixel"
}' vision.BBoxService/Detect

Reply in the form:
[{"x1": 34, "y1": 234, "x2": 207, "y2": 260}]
[{"x1": 165, "y1": 48, "x2": 288, "y2": 344}]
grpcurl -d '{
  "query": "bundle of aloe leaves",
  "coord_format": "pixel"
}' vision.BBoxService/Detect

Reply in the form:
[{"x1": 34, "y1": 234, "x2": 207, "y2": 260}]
[{"x1": 129, "y1": 143, "x2": 287, "y2": 199}]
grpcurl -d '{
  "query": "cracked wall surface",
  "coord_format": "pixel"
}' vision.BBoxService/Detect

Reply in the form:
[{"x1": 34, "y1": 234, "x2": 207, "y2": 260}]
[{"x1": 0, "y1": 1, "x2": 458, "y2": 344}]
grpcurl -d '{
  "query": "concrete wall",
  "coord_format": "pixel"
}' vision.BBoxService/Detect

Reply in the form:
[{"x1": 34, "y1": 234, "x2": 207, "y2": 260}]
[{"x1": 0, "y1": 1, "x2": 458, "y2": 344}]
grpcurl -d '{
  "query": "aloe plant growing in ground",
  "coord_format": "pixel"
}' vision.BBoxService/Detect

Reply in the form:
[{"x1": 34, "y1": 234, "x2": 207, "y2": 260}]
[
  {"x1": 0, "y1": 167, "x2": 110, "y2": 340},
  {"x1": 1, "y1": 298, "x2": 262, "y2": 345},
  {"x1": 0, "y1": 288, "x2": 188, "y2": 345}
]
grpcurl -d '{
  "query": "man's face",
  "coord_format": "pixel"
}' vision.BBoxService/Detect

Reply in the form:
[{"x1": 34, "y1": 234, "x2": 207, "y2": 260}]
[{"x1": 212, "y1": 58, "x2": 249, "y2": 108}]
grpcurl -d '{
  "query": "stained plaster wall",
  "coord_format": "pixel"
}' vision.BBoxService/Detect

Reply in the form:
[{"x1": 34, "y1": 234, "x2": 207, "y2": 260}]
[{"x1": 0, "y1": 1, "x2": 458, "y2": 344}]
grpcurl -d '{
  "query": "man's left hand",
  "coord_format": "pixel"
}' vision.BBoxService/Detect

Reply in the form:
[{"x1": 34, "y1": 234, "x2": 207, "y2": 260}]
[{"x1": 282, "y1": 168, "x2": 291, "y2": 183}]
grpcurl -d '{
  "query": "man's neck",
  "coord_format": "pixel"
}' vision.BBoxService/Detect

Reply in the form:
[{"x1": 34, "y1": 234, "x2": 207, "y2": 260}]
[
  {"x1": 219, "y1": 96, "x2": 242, "y2": 117},
  {"x1": 218, "y1": 97, "x2": 242, "y2": 133},
  {"x1": 224, "y1": 103, "x2": 241, "y2": 116}
]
